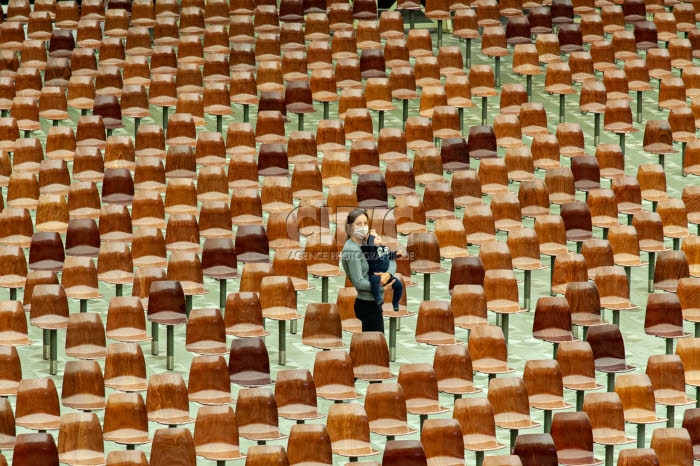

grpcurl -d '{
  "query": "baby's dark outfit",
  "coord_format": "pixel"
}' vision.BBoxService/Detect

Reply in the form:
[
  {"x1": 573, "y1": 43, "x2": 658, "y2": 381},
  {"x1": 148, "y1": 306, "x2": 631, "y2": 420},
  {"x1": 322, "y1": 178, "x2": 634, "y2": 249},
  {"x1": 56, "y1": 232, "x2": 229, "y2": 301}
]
[{"x1": 361, "y1": 235, "x2": 403, "y2": 310}]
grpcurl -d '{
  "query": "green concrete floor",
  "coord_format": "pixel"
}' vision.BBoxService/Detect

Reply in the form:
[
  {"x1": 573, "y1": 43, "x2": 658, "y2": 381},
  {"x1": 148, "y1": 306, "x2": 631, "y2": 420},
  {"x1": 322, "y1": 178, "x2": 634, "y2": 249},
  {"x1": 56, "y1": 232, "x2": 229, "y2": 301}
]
[{"x1": 3, "y1": 13, "x2": 699, "y2": 466}]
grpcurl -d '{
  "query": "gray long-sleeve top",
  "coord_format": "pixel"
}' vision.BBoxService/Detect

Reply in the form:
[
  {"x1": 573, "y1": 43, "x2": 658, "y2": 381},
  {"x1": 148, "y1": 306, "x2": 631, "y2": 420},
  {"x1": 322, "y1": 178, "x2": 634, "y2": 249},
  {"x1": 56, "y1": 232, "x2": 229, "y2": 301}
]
[{"x1": 341, "y1": 238, "x2": 397, "y2": 302}]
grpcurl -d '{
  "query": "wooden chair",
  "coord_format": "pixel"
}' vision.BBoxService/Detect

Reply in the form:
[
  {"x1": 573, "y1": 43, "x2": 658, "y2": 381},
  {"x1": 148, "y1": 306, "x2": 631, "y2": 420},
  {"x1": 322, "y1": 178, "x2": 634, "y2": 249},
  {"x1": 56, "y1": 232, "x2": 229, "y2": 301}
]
[
  {"x1": 584, "y1": 392, "x2": 636, "y2": 466},
  {"x1": 587, "y1": 323, "x2": 635, "y2": 391},
  {"x1": 550, "y1": 412, "x2": 602, "y2": 466},
  {"x1": 415, "y1": 300, "x2": 457, "y2": 346},
  {"x1": 565, "y1": 281, "x2": 605, "y2": 338},
  {"x1": 274, "y1": 368, "x2": 322, "y2": 423},
  {"x1": 558, "y1": 340, "x2": 604, "y2": 410},
  {"x1": 421, "y1": 418, "x2": 465, "y2": 465},
  {"x1": 364, "y1": 382, "x2": 416, "y2": 439},
  {"x1": 222, "y1": 292, "x2": 266, "y2": 339},
  {"x1": 57, "y1": 412, "x2": 104, "y2": 465},
  {"x1": 0, "y1": 299, "x2": 31, "y2": 350},
  {"x1": 682, "y1": 408, "x2": 700, "y2": 461},
  {"x1": 326, "y1": 403, "x2": 379, "y2": 461},
  {"x1": 488, "y1": 377, "x2": 542, "y2": 448},
  {"x1": 235, "y1": 387, "x2": 286, "y2": 444},
  {"x1": 647, "y1": 354, "x2": 694, "y2": 430},
  {"x1": 453, "y1": 397, "x2": 506, "y2": 465},
  {"x1": 650, "y1": 428, "x2": 694, "y2": 466},
  {"x1": 187, "y1": 355, "x2": 232, "y2": 405},
  {"x1": 657, "y1": 199, "x2": 690, "y2": 251},
  {"x1": 551, "y1": 253, "x2": 588, "y2": 296},
  {"x1": 313, "y1": 350, "x2": 361, "y2": 402},
  {"x1": 608, "y1": 225, "x2": 646, "y2": 293},
  {"x1": 593, "y1": 266, "x2": 638, "y2": 326},
  {"x1": 146, "y1": 373, "x2": 193, "y2": 427},
  {"x1": 102, "y1": 392, "x2": 149, "y2": 448},
  {"x1": 451, "y1": 283, "x2": 489, "y2": 331},
  {"x1": 523, "y1": 359, "x2": 573, "y2": 432},
  {"x1": 433, "y1": 343, "x2": 481, "y2": 399},
  {"x1": 654, "y1": 250, "x2": 690, "y2": 293},
  {"x1": 103, "y1": 341, "x2": 148, "y2": 393},
  {"x1": 615, "y1": 374, "x2": 668, "y2": 448},
  {"x1": 286, "y1": 424, "x2": 332, "y2": 466},
  {"x1": 532, "y1": 296, "x2": 575, "y2": 357},
  {"x1": 469, "y1": 325, "x2": 515, "y2": 380},
  {"x1": 150, "y1": 428, "x2": 196, "y2": 466},
  {"x1": 350, "y1": 331, "x2": 395, "y2": 382},
  {"x1": 29, "y1": 284, "x2": 69, "y2": 375},
  {"x1": 13, "y1": 433, "x2": 59, "y2": 465},
  {"x1": 0, "y1": 345, "x2": 21, "y2": 397},
  {"x1": 228, "y1": 337, "x2": 272, "y2": 387},
  {"x1": 397, "y1": 363, "x2": 449, "y2": 431},
  {"x1": 193, "y1": 405, "x2": 244, "y2": 464},
  {"x1": 645, "y1": 293, "x2": 690, "y2": 354},
  {"x1": 561, "y1": 202, "x2": 594, "y2": 252},
  {"x1": 60, "y1": 359, "x2": 105, "y2": 411},
  {"x1": 15, "y1": 378, "x2": 61, "y2": 431}
]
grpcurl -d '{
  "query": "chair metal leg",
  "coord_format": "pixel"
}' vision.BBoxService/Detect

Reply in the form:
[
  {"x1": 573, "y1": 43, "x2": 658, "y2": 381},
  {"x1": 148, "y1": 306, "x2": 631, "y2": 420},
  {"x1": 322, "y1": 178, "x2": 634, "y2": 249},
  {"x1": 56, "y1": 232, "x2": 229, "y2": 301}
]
[
  {"x1": 321, "y1": 276, "x2": 329, "y2": 303},
  {"x1": 666, "y1": 338, "x2": 674, "y2": 355},
  {"x1": 527, "y1": 74, "x2": 533, "y2": 101},
  {"x1": 636, "y1": 423, "x2": 645, "y2": 448},
  {"x1": 423, "y1": 273, "x2": 431, "y2": 301},
  {"x1": 637, "y1": 90, "x2": 643, "y2": 123},
  {"x1": 166, "y1": 325, "x2": 175, "y2": 370},
  {"x1": 594, "y1": 113, "x2": 600, "y2": 146},
  {"x1": 278, "y1": 320, "x2": 287, "y2": 365},
  {"x1": 481, "y1": 97, "x2": 487, "y2": 125},
  {"x1": 43, "y1": 329, "x2": 50, "y2": 359},
  {"x1": 219, "y1": 279, "x2": 227, "y2": 311},
  {"x1": 683, "y1": 142, "x2": 687, "y2": 177},
  {"x1": 607, "y1": 372, "x2": 615, "y2": 392},
  {"x1": 559, "y1": 94, "x2": 565, "y2": 123},
  {"x1": 162, "y1": 106, "x2": 169, "y2": 131},
  {"x1": 151, "y1": 322, "x2": 159, "y2": 355},
  {"x1": 667, "y1": 405, "x2": 675, "y2": 427},
  {"x1": 501, "y1": 313, "x2": 510, "y2": 344},
  {"x1": 619, "y1": 133, "x2": 625, "y2": 155},
  {"x1": 50, "y1": 329, "x2": 58, "y2": 375},
  {"x1": 605, "y1": 445, "x2": 614, "y2": 466},
  {"x1": 648, "y1": 251, "x2": 656, "y2": 292},
  {"x1": 576, "y1": 390, "x2": 584, "y2": 411},
  {"x1": 495, "y1": 56, "x2": 501, "y2": 87},
  {"x1": 402, "y1": 100, "x2": 408, "y2": 130},
  {"x1": 550, "y1": 256, "x2": 556, "y2": 296},
  {"x1": 465, "y1": 38, "x2": 472, "y2": 68},
  {"x1": 389, "y1": 316, "x2": 397, "y2": 361},
  {"x1": 523, "y1": 270, "x2": 531, "y2": 310}
]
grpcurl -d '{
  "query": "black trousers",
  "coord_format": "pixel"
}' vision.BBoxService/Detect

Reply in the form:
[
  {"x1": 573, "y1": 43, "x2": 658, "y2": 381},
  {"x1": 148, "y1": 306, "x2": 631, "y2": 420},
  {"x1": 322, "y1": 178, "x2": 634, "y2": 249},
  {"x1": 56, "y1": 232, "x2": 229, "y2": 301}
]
[{"x1": 354, "y1": 297, "x2": 384, "y2": 333}]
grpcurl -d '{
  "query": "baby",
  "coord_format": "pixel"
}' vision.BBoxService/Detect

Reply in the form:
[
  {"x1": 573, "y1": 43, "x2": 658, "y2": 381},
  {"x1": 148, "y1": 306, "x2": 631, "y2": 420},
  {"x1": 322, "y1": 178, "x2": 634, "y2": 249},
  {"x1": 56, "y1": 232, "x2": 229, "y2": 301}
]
[{"x1": 361, "y1": 230, "x2": 404, "y2": 311}]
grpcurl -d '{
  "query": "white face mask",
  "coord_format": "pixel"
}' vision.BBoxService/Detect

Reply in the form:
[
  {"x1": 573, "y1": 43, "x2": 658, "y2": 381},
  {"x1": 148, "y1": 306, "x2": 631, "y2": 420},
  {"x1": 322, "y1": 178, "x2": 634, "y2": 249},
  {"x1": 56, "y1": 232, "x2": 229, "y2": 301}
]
[{"x1": 353, "y1": 226, "x2": 369, "y2": 240}]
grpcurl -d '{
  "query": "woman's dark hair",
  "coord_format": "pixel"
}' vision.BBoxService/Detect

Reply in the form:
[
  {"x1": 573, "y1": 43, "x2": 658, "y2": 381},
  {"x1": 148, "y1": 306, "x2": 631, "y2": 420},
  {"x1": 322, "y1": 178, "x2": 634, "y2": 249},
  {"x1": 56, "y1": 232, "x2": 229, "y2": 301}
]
[{"x1": 345, "y1": 208, "x2": 368, "y2": 238}]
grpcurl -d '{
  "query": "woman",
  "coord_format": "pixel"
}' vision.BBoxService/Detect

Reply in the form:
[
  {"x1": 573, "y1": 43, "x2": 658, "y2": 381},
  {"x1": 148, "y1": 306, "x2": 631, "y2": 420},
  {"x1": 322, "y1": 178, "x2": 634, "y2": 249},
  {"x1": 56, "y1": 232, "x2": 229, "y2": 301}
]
[{"x1": 341, "y1": 208, "x2": 395, "y2": 333}]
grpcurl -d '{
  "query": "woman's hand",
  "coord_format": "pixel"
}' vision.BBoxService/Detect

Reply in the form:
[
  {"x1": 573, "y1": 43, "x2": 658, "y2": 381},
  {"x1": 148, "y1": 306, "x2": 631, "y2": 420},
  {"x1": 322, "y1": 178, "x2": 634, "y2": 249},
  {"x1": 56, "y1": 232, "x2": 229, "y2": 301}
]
[{"x1": 376, "y1": 272, "x2": 393, "y2": 286}]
